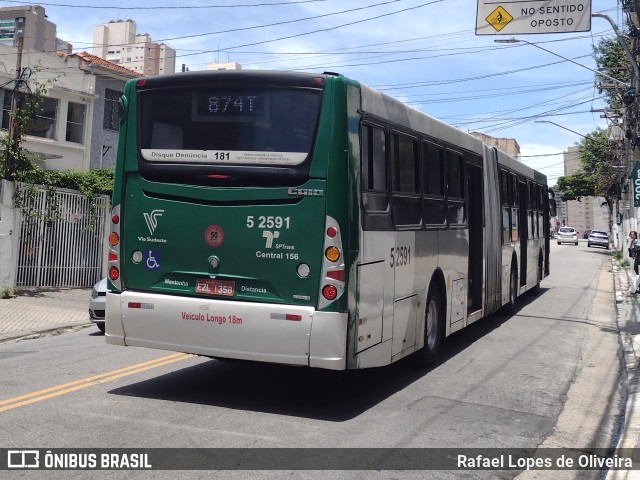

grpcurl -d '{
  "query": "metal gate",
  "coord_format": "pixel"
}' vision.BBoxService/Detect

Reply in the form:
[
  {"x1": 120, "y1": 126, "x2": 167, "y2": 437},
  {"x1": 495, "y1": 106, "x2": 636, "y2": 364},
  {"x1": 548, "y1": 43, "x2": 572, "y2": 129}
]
[{"x1": 15, "y1": 183, "x2": 110, "y2": 288}]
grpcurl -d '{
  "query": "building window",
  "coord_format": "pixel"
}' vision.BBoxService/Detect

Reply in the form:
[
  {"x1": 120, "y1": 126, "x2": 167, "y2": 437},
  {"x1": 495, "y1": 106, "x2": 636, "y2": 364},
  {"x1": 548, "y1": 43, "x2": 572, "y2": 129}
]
[
  {"x1": 103, "y1": 88, "x2": 121, "y2": 131},
  {"x1": 20, "y1": 95, "x2": 58, "y2": 139},
  {"x1": 66, "y1": 102, "x2": 85, "y2": 143}
]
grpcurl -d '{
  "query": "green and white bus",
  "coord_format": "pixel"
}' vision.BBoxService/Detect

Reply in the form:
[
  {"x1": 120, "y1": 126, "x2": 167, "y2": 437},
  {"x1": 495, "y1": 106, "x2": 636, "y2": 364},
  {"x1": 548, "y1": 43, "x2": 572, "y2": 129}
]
[{"x1": 105, "y1": 70, "x2": 549, "y2": 370}]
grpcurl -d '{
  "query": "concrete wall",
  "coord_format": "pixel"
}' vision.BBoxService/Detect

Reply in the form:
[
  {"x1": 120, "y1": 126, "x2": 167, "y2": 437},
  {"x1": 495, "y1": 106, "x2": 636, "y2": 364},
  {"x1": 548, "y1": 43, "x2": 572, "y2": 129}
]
[{"x1": 0, "y1": 180, "x2": 17, "y2": 290}]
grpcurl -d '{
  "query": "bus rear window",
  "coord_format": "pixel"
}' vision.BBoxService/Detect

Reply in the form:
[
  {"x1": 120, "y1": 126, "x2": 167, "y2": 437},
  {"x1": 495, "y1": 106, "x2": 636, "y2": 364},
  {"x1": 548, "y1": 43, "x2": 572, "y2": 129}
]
[{"x1": 138, "y1": 88, "x2": 322, "y2": 166}]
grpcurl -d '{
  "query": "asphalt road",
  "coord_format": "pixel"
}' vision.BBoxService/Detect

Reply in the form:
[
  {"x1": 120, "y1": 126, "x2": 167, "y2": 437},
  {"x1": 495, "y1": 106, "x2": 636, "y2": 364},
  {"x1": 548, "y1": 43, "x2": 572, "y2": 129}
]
[{"x1": 0, "y1": 241, "x2": 621, "y2": 480}]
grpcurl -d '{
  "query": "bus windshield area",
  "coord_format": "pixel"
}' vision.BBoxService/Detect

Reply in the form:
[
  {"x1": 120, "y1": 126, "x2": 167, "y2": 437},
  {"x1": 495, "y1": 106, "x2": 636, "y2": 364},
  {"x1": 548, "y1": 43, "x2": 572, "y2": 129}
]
[{"x1": 138, "y1": 87, "x2": 322, "y2": 166}]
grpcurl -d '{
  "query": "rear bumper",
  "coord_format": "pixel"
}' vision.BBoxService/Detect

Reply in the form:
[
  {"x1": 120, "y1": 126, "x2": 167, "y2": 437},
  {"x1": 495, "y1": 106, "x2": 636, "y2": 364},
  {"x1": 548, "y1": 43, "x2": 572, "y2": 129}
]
[
  {"x1": 105, "y1": 291, "x2": 347, "y2": 370},
  {"x1": 588, "y1": 239, "x2": 609, "y2": 247},
  {"x1": 557, "y1": 237, "x2": 578, "y2": 243}
]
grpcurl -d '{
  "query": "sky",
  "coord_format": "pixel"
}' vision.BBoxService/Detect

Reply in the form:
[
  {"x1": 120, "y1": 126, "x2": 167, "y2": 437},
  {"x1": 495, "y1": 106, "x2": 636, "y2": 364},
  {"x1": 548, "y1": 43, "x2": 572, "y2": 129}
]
[{"x1": 0, "y1": 0, "x2": 621, "y2": 186}]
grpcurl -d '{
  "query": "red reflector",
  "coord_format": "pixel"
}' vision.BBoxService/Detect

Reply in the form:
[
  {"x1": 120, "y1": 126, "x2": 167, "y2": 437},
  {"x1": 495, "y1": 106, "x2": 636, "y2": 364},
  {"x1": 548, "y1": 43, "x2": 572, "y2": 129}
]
[
  {"x1": 326, "y1": 270, "x2": 345, "y2": 282},
  {"x1": 285, "y1": 314, "x2": 302, "y2": 321},
  {"x1": 322, "y1": 284, "x2": 338, "y2": 300},
  {"x1": 326, "y1": 226, "x2": 337, "y2": 238},
  {"x1": 207, "y1": 174, "x2": 230, "y2": 179},
  {"x1": 137, "y1": 79, "x2": 146, "y2": 86},
  {"x1": 108, "y1": 266, "x2": 119, "y2": 281},
  {"x1": 111, "y1": 214, "x2": 120, "y2": 224},
  {"x1": 128, "y1": 302, "x2": 141, "y2": 309},
  {"x1": 108, "y1": 252, "x2": 118, "y2": 262},
  {"x1": 312, "y1": 77, "x2": 324, "y2": 85}
]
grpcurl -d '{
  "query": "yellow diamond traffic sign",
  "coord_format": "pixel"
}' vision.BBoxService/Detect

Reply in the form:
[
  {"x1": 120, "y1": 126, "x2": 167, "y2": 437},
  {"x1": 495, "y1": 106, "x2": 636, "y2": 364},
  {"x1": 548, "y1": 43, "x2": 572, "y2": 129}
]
[{"x1": 485, "y1": 6, "x2": 513, "y2": 32}]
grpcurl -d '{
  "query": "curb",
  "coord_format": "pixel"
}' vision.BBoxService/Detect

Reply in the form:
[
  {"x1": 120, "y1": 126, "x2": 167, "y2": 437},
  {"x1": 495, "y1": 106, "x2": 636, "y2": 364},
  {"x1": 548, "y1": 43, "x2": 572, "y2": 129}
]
[{"x1": 0, "y1": 320, "x2": 94, "y2": 343}]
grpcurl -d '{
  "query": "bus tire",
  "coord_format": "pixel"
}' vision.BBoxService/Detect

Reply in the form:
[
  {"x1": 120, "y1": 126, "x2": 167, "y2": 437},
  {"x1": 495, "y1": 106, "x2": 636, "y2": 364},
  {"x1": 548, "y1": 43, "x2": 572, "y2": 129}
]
[
  {"x1": 505, "y1": 265, "x2": 518, "y2": 315},
  {"x1": 413, "y1": 286, "x2": 444, "y2": 368}
]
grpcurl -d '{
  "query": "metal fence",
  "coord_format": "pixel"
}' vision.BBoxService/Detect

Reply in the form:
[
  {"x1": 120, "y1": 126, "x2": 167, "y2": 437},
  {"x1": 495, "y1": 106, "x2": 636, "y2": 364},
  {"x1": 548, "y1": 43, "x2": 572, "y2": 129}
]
[{"x1": 14, "y1": 183, "x2": 110, "y2": 288}]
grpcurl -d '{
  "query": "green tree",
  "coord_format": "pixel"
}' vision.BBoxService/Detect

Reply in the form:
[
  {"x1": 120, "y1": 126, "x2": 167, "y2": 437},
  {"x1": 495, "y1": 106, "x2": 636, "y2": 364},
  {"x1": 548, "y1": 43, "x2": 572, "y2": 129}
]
[
  {"x1": 593, "y1": 36, "x2": 632, "y2": 109},
  {"x1": 556, "y1": 128, "x2": 619, "y2": 219}
]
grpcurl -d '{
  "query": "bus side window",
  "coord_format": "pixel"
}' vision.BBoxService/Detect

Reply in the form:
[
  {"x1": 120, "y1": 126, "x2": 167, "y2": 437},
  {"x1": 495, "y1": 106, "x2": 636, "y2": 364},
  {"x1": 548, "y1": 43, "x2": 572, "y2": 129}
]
[
  {"x1": 422, "y1": 141, "x2": 445, "y2": 226},
  {"x1": 511, "y1": 174, "x2": 519, "y2": 242},
  {"x1": 391, "y1": 133, "x2": 420, "y2": 227},
  {"x1": 360, "y1": 124, "x2": 389, "y2": 213},
  {"x1": 446, "y1": 150, "x2": 465, "y2": 226},
  {"x1": 500, "y1": 170, "x2": 510, "y2": 244}
]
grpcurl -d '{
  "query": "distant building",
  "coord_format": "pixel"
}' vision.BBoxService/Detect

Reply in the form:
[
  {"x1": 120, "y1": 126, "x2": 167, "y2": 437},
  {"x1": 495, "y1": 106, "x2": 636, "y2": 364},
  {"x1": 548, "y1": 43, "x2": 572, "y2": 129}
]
[
  {"x1": 469, "y1": 131, "x2": 521, "y2": 159},
  {"x1": 207, "y1": 61, "x2": 242, "y2": 71},
  {"x1": 562, "y1": 146, "x2": 608, "y2": 233},
  {"x1": 71, "y1": 51, "x2": 142, "y2": 169},
  {"x1": 92, "y1": 19, "x2": 175, "y2": 76},
  {"x1": 0, "y1": 5, "x2": 70, "y2": 53}
]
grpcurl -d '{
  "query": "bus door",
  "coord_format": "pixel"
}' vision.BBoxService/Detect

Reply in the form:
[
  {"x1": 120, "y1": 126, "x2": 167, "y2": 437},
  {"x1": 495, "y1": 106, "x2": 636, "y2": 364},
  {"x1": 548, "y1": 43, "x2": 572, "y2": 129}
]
[
  {"x1": 466, "y1": 163, "x2": 483, "y2": 313},
  {"x1": 519, "y1": 180, "x2": 528, "y2": 287}
]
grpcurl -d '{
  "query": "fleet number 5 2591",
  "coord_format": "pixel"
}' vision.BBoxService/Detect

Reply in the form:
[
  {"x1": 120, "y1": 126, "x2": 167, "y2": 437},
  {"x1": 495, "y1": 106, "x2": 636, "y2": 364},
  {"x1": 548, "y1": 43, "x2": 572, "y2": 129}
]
[{"x1": 246, "y1": 216, "x2": 291, "y2": 229}]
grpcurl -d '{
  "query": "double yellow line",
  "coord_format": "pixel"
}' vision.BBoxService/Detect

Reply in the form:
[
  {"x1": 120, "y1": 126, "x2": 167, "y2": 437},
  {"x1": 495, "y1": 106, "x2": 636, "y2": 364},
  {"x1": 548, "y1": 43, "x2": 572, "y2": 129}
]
[{"x1": 0, "y1": 352, "x2": 191, "y2": 413}]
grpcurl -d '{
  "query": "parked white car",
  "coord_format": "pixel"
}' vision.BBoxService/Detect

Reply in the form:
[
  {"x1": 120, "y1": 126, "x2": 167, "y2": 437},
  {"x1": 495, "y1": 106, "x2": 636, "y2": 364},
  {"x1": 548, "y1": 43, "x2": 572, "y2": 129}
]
[
  {"x1": 89, "y1": 277, "x2": 107, "y2": 333},
  {"x1": 557, "y1": 226, "x2": 579, "y2": 245}
]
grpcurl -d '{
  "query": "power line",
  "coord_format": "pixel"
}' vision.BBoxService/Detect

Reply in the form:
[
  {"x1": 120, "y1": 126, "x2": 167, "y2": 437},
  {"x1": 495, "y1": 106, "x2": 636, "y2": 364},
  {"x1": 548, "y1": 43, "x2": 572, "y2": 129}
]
[{"x1": 0, "y1": 0, "x2": 330, "y2": 9}]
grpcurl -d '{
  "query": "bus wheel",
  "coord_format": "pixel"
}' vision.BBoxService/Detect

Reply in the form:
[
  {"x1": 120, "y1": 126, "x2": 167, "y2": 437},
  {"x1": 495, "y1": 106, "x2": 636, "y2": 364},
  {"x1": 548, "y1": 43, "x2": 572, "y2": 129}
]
[
  {"x1": 505, "y1": 266, "x2": 518, "y2": 315},
  {"x1": 413, "y1": 286, "x2": 443, "y2": 368}
]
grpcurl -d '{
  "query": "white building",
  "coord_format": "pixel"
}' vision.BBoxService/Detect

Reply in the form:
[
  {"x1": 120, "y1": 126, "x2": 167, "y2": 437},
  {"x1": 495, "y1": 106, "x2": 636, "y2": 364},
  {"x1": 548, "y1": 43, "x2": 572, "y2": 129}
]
[{"x1": 92, "y1": 19, "x2": 175, "y2": 76}]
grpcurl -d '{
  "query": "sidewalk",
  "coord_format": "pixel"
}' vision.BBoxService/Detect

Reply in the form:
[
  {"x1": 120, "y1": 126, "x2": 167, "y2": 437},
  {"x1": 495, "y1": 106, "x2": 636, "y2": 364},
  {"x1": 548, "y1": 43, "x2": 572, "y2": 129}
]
[
  {"x1": 0, "y1": 287, "x2": 93, "y2": 342},
  {"x1": 610, "y1": 262, "x2": 640, "y2": 479}
]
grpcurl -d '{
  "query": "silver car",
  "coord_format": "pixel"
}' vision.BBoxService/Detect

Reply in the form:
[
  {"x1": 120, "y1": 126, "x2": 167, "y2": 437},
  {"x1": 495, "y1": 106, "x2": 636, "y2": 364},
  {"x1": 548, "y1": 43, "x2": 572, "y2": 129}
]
[
  {"x1": 587, "y1": 229, "x2": 610, "y2": 249},
  {"x1": 557, "y1": 226, "x2": 579, "y2": 245},
  {"x1": 89, "y1": 277, "x2": 107, "y2": 332}
]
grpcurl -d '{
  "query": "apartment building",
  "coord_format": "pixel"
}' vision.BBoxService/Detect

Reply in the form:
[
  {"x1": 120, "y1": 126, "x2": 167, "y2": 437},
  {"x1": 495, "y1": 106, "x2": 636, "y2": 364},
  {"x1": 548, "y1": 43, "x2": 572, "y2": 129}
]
[
  {"x1": 469, "y1": 131, "x2": 521, "y2": 159},
  {"x1": 92, "y1": 19, "x2": 176, "y2": 76},
  {"x1": 0, "y1": 4, "x2": 67, "y2": 53},
  {"x1": 562, "y1": 146, "x2": 608, "y2": 233}
]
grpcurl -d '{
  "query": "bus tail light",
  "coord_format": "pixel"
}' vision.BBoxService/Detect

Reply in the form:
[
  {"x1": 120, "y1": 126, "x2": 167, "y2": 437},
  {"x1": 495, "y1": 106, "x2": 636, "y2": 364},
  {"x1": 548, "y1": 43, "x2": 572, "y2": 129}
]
[
  {"x1": 109, "y1": 266, "x2": 120, "y2": 281},
  {"x1": 318, "y1": 216, "x2": 345, "y2": 309},
  {"x1": 108, "y1": 204, "x2": 122, "y2": 291},
  {"x1": 325, "y1": 246, "x2": 340, "y2": 262},
  {"x1": 322, "y1": 285, "x2": 338, "y2": 301},
  {"x1": 108, "y1": 232, "x2": 120, "y2": 246}
]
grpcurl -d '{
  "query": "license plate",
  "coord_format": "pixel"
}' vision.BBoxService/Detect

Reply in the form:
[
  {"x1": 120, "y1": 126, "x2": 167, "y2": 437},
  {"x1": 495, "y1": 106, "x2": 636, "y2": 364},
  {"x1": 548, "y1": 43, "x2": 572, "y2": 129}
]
[{"x1": 195, "y1": 279, "x2": 235, "y2": 296}]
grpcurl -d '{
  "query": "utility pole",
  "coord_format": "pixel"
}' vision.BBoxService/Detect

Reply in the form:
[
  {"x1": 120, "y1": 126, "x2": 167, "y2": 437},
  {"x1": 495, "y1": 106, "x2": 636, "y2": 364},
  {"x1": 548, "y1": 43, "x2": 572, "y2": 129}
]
[{"x1": 4, "y1": 17, "x2": 25, "y2": 180}]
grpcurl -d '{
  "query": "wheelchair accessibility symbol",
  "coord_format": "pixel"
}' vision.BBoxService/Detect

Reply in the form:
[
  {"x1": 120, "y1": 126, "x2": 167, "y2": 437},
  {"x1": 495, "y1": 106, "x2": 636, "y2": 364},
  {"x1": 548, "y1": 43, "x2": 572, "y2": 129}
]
[{"x1": 144, "y1": 250, "x2": 161, "y2": 270}]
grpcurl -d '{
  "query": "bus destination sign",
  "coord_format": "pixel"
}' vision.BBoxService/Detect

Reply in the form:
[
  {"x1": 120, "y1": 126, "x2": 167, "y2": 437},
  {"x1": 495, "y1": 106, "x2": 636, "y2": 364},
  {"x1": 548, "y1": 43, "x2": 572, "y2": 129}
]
[{"x1": 475, "y1": 0, "x2": 592, "y2": 35}]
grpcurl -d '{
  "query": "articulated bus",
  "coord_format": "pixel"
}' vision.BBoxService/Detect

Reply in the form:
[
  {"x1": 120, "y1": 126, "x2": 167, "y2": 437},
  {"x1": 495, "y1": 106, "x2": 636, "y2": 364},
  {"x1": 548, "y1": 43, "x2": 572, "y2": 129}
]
[{"x1": 105, "y1": 71, "x2": 550, "y2": 370}]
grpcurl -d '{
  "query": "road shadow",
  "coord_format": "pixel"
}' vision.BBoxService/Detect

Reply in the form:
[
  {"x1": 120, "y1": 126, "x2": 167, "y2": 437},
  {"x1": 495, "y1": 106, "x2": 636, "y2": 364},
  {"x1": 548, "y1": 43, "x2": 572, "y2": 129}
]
[{"x1": 107, "y1": 294, "x2": 536, "y2": 421}]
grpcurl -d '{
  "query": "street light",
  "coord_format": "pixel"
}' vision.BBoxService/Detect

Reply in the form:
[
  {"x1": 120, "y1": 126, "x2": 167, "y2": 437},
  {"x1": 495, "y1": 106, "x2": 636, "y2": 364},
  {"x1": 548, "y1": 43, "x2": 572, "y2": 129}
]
[
  {"x1": 534, "y1": 120, "x2": 587, "y2": 138},
  {"x1": 494, "y1": 38, "x2": 629, "y2": 88}
]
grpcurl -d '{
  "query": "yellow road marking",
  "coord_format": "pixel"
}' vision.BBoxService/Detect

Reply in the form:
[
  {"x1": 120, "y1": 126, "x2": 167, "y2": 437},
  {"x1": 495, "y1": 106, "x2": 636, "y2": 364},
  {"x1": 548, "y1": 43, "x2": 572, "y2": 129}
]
[{"x1": 0, "y1": 352, "x2": 191, "y2": 412}]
